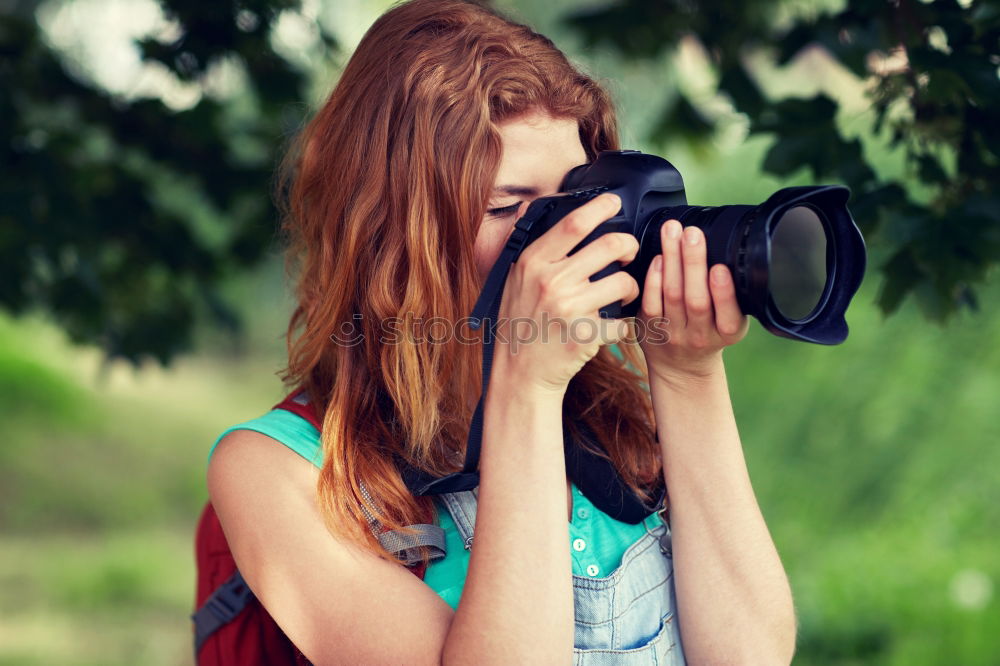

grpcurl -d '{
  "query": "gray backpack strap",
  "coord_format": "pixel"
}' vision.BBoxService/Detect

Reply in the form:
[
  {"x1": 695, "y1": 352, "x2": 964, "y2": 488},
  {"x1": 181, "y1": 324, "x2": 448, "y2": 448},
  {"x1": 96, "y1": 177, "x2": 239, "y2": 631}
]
[
  {"x1": 438, "y1": 487, "x2": 479, "y2": 550},
  {"x1": 360, "y1": 481, "x2": 448, "y2": 564},
  {"x1": 300, "y1": 393, "x2": 447, "y2": 565},
  {"x1": 378, "y1": 524, "x2": 447, "y2": 565}
]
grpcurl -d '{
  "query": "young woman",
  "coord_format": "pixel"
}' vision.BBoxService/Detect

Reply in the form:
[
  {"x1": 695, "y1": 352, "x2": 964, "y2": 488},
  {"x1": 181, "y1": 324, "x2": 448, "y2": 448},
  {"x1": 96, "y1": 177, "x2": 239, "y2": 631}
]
[{"x1": 206, "y1": 1, "x2": 797, "y2": 663}]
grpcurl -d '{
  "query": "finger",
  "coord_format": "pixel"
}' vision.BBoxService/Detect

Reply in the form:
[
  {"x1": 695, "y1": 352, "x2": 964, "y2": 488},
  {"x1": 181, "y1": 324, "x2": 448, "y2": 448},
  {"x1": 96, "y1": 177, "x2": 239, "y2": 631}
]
[
  {"x1": 660, "y1": 219, "x2": 686, "y2": 330},
  {"x1": 522, "y1": 193, "x2": 622, "y2": 264},
  {"x1": 598, "y1": 315, "x2": 633, "y2": 347},
  {"x1": 549, "y1": 313, "x2": 630, "y2": 349},
  {"x1": 641, "y1": 254, "x2": 663, "y2": 318},
  {"x1": 709, "y1": 264, "x2": 747, "y2": 339},
  {"x1": 573, "y1": 270, "x2": 640, "y2": 315},
  {"x1": 681, "y1": 226, "x2": 712, "y2": 333},
  {"x1": 559, "y1": 232, "x2": 639, "y2": 284}
]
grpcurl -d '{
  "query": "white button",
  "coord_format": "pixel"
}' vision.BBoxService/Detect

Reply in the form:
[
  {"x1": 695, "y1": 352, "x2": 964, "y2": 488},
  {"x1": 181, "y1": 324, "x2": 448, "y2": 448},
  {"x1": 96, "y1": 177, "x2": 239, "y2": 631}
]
[
  {"x1": 586, "y1": 564, "x2": 600, "y2": 577},
  {"x1": 576, "y1": 507, "x2": 589, "y2": 519},
  {"x1": 572, "y1": 538, "x2": 587, "y2": 552}
]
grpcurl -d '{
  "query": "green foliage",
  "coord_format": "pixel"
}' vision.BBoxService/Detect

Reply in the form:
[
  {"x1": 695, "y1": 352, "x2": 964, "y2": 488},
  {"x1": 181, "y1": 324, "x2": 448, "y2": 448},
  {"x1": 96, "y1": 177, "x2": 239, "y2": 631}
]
[
  {"x1": 564, "y1": 0, "x2": 1000, "y2": 321},
  {"x1": 0, "y1": 0, "x2": 336, "y2": 366},
  {"x1": 6, "y1": 0, "x2": 998, "y2": 365}
]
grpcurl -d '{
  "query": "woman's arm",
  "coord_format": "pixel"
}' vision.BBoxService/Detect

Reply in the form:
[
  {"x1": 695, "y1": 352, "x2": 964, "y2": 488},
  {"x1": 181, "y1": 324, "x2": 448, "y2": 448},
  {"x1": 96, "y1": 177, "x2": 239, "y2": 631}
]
[
  {"x1": 442, "y1": 192, "x2": 640, "y2": 663},
  {"x1": 649, "y1": 355, "x2": 796, "y2": 665},
  {"x1": 635, "y1": 218, "x2": 796, "y2": 663},
  {"x1": 208, "y1": 372, "x2": 573, "y2": 666},
  {"x1": 208, "y1": 430, "x2": 455, "y2": 665},
  {"x1": 442, "y1": 370, "x2": 574, "y2": 664}
]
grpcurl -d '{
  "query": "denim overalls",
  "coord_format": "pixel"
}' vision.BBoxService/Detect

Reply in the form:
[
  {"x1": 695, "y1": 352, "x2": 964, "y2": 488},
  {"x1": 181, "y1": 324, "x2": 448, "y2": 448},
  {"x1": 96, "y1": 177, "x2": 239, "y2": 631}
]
[{"x1": 434, "y1": 488, "x2": 687, "y2": 665}]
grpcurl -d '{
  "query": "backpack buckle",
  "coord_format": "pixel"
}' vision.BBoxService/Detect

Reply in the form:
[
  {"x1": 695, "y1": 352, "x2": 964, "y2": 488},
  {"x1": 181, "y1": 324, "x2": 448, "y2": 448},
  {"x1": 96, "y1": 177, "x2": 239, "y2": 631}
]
[
  {"x1": 205, "y1": 572, "x2": 255, "y2": 622},
  {"x1": 191, "y1": 570, "x2": 257, "y2": 656}
]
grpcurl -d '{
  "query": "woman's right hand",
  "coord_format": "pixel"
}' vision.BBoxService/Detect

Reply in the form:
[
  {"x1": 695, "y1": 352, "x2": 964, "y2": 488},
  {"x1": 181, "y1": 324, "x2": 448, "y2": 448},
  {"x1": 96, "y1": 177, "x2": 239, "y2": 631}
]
[{"x1": 492, "y1": 192, "x2": 640, "y2": 396}]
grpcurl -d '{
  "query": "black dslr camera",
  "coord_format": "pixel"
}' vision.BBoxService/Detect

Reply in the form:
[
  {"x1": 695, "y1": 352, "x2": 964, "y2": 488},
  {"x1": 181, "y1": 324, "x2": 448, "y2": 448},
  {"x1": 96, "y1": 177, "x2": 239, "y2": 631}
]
[{"x1": 471, "y1": 149, "x2": 867, "y2": 345}]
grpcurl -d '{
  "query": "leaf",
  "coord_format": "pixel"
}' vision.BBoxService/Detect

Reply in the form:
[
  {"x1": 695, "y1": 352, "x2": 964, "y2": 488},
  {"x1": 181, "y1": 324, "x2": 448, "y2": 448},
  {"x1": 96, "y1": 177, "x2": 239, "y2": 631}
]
[
  {"x1": 916, "y1": 153, "x2": 948, "y2": 185},
  {"x1": 876, "y1": 247, "x2": 924, "y2": 315},
  {"x1": 751, "y1": 94, "x2": 838, "y2": 134},
  {"x1": 649, "y1": 92, "x2": 715, "y2": 149},
  {"x1": 849, "y1": 183, "x2": 909, "y2": 236},
  {"x1": 718, "y1": 60, "x2": 766, "y2": 117}
]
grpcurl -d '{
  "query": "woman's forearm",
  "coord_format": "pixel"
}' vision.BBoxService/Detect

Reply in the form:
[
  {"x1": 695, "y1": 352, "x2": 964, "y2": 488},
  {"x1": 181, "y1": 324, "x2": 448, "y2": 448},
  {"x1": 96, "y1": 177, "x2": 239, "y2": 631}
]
[
  {"x1": 441, "y1": 370, "x2": 573, "y2": 665},
  {"x1": 650, "y1": 357, "x2": 796, "y2": 665}
]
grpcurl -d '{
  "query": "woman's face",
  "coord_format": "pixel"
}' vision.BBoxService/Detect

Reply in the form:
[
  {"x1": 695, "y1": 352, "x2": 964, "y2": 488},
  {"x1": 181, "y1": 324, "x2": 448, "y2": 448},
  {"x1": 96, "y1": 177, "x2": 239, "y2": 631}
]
[{"x1": 474, "y1": 110, "x2": 589, "y2": 282}]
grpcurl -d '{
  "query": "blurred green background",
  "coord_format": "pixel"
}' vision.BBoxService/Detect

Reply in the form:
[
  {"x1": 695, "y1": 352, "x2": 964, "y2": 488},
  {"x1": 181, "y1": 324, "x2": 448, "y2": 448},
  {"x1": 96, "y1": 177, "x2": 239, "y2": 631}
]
[{"x1": 2, "y1": 0, "x2": 998, "y2": 664}]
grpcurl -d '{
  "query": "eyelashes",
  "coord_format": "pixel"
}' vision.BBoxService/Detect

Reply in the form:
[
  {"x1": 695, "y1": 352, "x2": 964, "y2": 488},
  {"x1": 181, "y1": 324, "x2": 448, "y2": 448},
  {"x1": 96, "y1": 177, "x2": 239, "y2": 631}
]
[{"x1": 485, "y1": 202, "x2": 521, "y2": 218}]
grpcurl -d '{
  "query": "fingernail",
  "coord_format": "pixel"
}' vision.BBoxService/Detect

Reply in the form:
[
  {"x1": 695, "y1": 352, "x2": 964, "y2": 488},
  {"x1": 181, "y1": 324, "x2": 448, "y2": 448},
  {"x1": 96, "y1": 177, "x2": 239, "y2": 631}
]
[
  {"x1": 667, "y1": 220, "x2": 681, "y2": 239},
  {"x1": 711, "y1": 265, "x2": 729, "y2": 285},
  {"x1": 684, "y1": 227, "x2": 700, "y2": 245},
  {"x1": 653, "y1": 255, "x2": 662, "y2": 270},
  {"x1": 606, "y1": 193, "x2": 621, "y2": 208}
]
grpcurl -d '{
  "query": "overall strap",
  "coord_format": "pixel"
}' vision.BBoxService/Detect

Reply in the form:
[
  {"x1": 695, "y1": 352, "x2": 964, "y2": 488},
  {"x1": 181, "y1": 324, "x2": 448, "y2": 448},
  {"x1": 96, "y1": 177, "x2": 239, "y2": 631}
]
[{"x1": 438, "y1": 487, "x2": 479, "y2": 550}]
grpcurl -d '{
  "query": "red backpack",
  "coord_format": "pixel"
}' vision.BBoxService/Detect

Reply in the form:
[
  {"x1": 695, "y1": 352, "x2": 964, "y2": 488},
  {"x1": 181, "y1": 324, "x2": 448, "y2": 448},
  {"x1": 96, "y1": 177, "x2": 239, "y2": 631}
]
[{"x1": 191, "y1": 391, "x2": 434, "y2": 665}]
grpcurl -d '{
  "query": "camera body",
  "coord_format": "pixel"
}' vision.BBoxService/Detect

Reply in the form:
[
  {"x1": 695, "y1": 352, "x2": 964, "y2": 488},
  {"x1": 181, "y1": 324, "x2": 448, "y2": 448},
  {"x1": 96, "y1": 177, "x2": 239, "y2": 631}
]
[{"x1": 507, "y1": 150, "x2": 693, "y2": 319}]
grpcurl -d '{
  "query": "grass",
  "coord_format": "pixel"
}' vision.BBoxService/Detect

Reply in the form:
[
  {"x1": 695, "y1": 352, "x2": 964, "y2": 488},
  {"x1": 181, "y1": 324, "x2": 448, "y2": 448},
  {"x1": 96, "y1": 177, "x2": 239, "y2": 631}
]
[
  {"x1": 0, "y1": 279, "x2": 290, "y2": 665},
  {"x1": 721, "y1": 276, "x2": 1000, "y2": 665},
  {"x1": 1, "y1": 261, "x2": 998, "y2": 664},
  {"x1": 0, "y1": 530, "x2": 194, "y2": 666}
]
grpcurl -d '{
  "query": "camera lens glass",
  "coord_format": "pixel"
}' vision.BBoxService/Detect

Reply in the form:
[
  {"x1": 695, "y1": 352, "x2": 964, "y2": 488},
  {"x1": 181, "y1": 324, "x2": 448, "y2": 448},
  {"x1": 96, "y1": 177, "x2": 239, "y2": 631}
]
[{"x1": 769, "y1": 205, "x2": 829, "y2": 321}]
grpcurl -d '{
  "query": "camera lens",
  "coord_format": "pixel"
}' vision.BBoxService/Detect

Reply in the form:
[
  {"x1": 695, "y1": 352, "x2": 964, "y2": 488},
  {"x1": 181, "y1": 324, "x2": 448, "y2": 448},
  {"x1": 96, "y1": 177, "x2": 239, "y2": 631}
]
[{"x1": 769, "y1": 205, "x2": 829, "y2": 321}]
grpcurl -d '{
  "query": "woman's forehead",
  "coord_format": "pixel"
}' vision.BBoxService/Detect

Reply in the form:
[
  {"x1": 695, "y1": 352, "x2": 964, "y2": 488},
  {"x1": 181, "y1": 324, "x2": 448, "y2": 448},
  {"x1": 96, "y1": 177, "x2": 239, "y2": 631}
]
[{"x1": 494, "y1": 112, "x2": 587, "y2": 195}]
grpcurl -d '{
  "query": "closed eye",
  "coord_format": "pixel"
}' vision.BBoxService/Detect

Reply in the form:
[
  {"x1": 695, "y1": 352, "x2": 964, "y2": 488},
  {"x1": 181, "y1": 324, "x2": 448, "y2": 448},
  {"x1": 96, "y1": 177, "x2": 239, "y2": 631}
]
[{"x1": 486, "y1": 202, "x2": 521, "y2": 218}]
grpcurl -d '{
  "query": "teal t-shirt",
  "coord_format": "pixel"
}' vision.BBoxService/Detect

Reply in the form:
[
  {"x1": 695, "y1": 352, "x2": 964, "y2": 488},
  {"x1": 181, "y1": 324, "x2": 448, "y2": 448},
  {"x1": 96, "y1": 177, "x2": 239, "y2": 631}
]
[{"x1": 209, "y1": 408, "x2": 663, "y2": 610}]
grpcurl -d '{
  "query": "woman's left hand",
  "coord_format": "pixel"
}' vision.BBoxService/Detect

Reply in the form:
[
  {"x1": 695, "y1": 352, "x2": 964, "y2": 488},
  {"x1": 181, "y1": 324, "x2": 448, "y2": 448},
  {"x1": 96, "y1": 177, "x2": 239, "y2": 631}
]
[{"x1": 636, "y1": 219, "x2": 750, "y2": 383}]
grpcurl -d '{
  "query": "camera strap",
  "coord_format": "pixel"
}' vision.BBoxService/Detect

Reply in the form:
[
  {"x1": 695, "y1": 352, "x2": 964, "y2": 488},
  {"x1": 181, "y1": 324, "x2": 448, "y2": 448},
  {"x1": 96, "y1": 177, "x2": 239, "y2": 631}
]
[
  {"x1": 397, "y1": 213, "x2": 664, "y2": 524},
  {"x1": 397, "y1": 215, "x2": 533, "y2": 496}
]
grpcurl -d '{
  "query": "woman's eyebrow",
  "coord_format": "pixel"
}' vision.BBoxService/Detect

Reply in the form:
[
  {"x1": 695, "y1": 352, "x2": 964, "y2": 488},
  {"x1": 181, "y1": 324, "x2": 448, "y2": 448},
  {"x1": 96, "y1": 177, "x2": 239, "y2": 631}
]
[{"x1": 492, "y1": 185, "x2": 540, "y2": 197}]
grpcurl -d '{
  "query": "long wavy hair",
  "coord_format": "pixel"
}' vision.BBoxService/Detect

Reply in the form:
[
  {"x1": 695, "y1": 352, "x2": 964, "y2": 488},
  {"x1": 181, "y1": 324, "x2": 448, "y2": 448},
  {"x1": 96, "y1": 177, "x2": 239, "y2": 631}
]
[{"x1": 276, "y1": 0, "x2": 661, "y2": 565}]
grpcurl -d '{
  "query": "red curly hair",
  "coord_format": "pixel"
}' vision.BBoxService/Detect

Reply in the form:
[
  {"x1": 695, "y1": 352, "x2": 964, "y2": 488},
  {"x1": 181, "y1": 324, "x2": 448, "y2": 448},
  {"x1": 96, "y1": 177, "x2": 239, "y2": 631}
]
[{"x1": 275, "y1": 0, "x2": 660, "y2": 564}]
